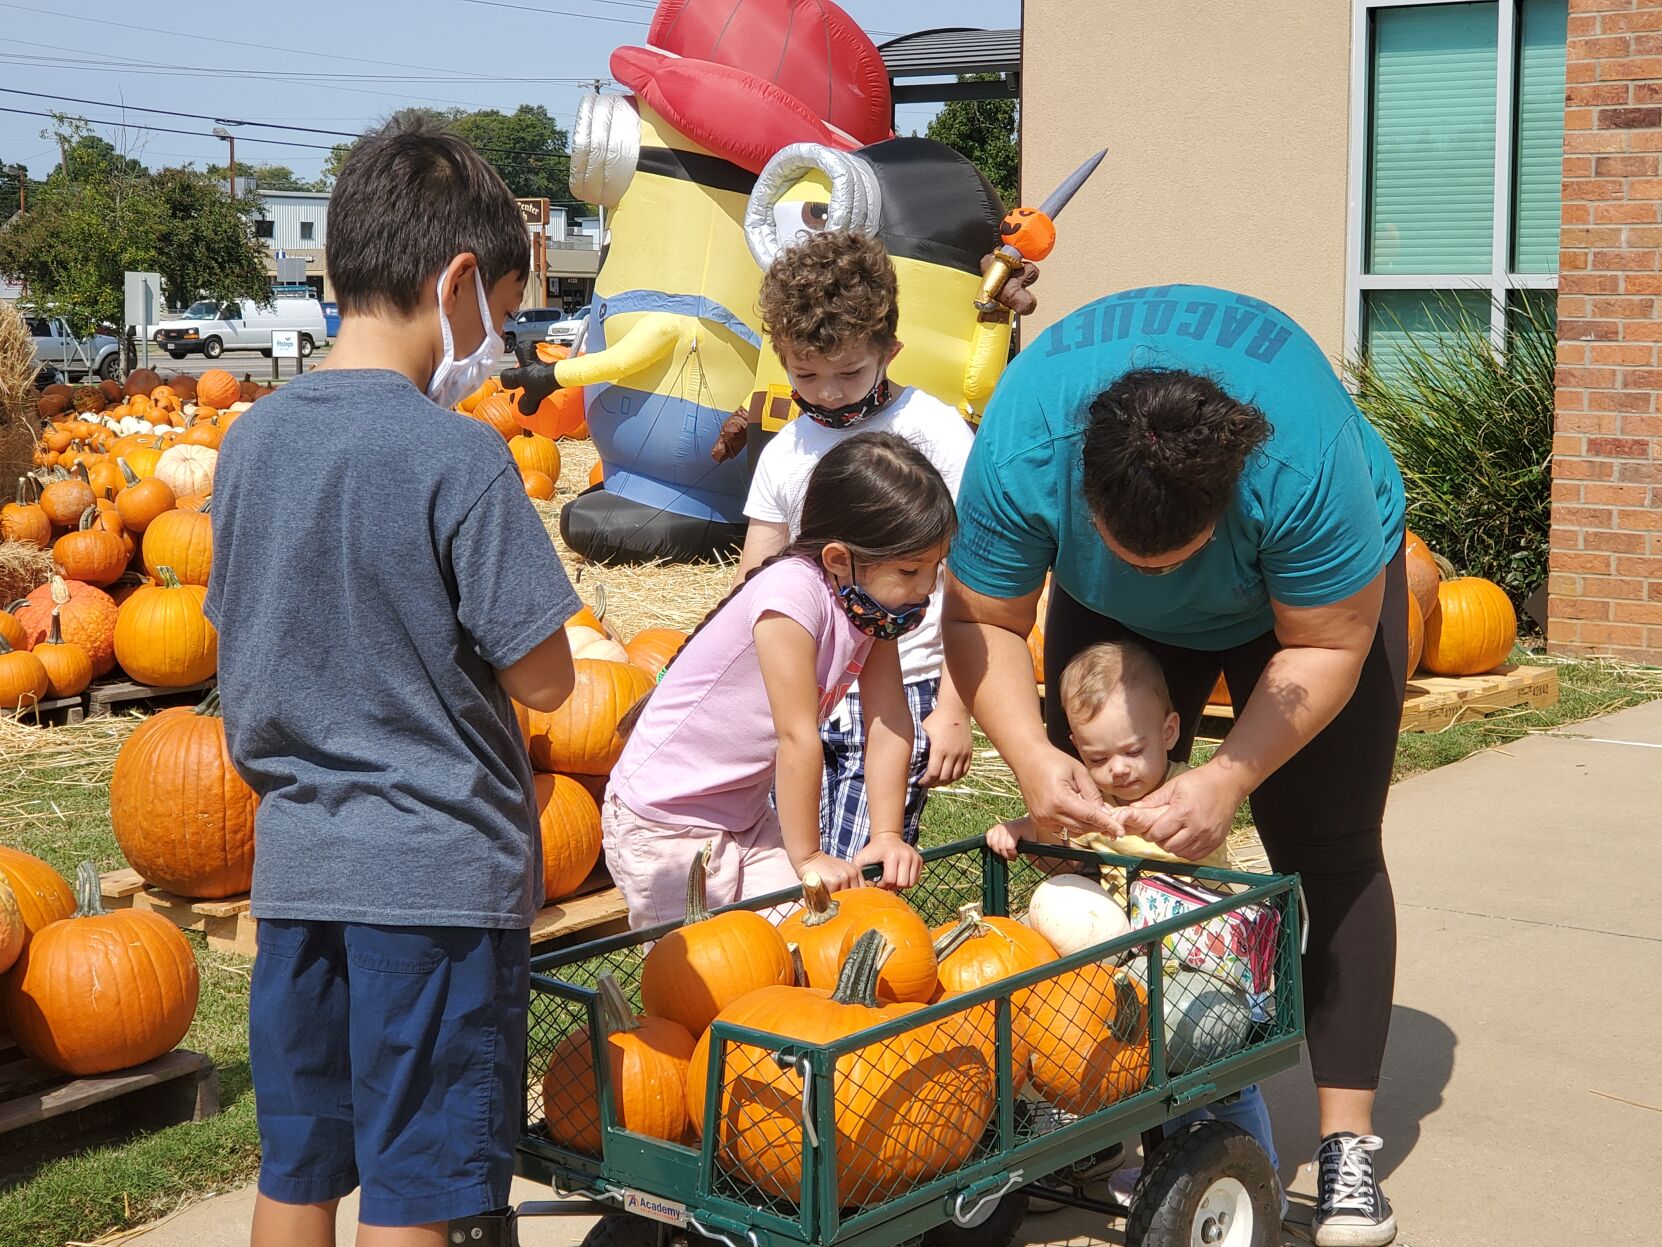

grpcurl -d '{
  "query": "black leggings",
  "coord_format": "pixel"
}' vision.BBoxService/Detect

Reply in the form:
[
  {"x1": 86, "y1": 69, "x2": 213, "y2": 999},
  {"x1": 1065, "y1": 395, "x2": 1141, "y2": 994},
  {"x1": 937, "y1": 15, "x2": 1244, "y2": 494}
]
[{"x1": 1042, "y1": 542, "x2": 1408, "y2": 1091}]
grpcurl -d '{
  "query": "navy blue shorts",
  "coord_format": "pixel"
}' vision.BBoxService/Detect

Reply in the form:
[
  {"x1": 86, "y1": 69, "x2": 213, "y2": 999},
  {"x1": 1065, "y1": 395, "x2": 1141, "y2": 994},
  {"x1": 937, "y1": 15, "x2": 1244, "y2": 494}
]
[{"x1": 249, "y1": 920, "x2": 530, "y2": 1227}]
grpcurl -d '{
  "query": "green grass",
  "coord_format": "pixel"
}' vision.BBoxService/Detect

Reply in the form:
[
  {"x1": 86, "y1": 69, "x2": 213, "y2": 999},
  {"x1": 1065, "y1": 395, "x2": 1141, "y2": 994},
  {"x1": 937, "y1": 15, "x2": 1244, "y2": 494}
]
[{"x1": 2, "y1": 650, "x2": 1657, "y2": 1247}]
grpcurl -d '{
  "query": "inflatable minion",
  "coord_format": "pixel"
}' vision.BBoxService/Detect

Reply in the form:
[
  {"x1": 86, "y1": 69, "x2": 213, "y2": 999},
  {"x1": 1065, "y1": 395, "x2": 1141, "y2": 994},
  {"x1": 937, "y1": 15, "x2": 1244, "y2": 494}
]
[{"x1": 505, "y1": 0, "x2": 894, "y2": 564}]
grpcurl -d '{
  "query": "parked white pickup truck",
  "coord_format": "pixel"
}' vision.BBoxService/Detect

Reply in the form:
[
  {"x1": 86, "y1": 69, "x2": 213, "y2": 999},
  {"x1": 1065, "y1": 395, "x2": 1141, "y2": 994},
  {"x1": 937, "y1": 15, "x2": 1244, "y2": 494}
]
[
  {"x1": 153, "y1": 297, "x2": 327, "y2": 360},
  {"x1": 28, "y1": 316, "x2": 122, "y2": 383}
]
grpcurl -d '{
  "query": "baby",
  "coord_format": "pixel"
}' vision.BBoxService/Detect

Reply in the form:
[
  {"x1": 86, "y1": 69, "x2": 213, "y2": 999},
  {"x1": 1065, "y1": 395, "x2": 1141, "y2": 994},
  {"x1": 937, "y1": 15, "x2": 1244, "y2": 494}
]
[{"x1": 986, "y1": 640, "x2": 1283, "y2": 1218}]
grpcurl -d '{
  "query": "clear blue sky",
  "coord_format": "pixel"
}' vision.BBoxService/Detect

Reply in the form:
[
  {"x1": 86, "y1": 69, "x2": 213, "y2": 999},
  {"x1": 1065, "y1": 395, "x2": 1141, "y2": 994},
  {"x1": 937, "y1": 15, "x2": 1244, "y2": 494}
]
[{"x1": 0, "y1": 0, "x2": 1017, "y2": 182}]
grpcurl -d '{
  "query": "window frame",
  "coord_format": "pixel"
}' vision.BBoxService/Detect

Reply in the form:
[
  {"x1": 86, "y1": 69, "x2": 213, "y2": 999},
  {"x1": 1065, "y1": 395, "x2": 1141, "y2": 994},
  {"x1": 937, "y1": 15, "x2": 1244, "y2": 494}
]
[
  {"x1": 1345, "y1": 0, "x2": 1560, "y2": 357},
  {"x1": 298, "y1": 220, "x2": 315, "y2": 241}
]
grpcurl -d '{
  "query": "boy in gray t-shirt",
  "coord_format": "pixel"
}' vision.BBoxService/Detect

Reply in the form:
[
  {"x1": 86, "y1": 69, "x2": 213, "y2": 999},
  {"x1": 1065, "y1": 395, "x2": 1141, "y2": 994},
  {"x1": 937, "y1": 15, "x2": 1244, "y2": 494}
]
[{"x1": 204, "y1": 119, "x2": 579, "y2": 1244}]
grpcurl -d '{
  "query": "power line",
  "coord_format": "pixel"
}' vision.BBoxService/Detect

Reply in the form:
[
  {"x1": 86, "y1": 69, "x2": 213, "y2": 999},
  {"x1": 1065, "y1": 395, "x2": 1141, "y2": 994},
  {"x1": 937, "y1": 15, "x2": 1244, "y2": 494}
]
[
  {"x1": 458, "y1": 0, "x2": 648, "y2": 23},
  {"x1": 0, "y1": 47, "x2": 603, "y2": 85}
]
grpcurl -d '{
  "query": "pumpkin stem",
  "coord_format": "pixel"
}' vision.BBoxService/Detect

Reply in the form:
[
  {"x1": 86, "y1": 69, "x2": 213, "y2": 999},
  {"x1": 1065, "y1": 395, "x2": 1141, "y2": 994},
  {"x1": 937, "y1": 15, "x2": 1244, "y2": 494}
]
[
  {"x1": 830, "y1": 928, "x2": 892, "y2": 1008},
  {"x1": 77, "y1": 504, "x2": 98, "y2": 531},
  {"x1": 72, "y1": 461, "x2": 90, "y2": 485},
  {"x1": 117, "y1": 458, "x2": 139, "y2": 488},
  {"x1": 200, "y1": 495, "x2": 213, "y2": 516},
  {"x1": 684, "y1": 842, "x2": 714, "y2": 924},
  {"x1": 194, "y1": 688, "x2": 223, "y2": 717},
  {"x1": 46, "y1": 608, "x2": 64, "y2": 648},
  {"x1": 595, "y1": 974, "x2": 640, "y2": 1034},
  {"x1": 49, "y1": 575, "x2": 69, "y2": 607},
  {"x1": 156, "y1": 565, "x2": 183, "y2": 590},
  {"x1": 72, "y1": 861, "x2": 106, "y2": 919},
  {"x1": 593, "y1": 581, "x2": 608, "y2": 624},
  {"x1": 797, "y1": 871, "x2": 841, "y2": 927},
  {"x1": 931, "y1": 902, "x2": 990, "y2": 961},
  {"x1": 1432, "y1": 552, "x2": 1458, "y2": 581},
  {"x1": 786, "y1": 942, "x2": 807, "y2": 987},
  {"x1": 0, "y1": 631, "x2": 13, "y2": 655}
]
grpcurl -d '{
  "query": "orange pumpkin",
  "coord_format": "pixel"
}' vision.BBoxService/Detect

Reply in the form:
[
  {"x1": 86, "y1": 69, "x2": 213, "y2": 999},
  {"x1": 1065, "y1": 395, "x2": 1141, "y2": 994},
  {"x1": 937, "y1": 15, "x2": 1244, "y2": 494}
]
[
  {"x1": 109, "y1": 689, "x2": 255, "y2": 898},
  {"x1": 684, "y1": 930, "x2": 994, "y2": 1207},
  {"x1": 86, "y1": 459, "x2": 125, "y2": 501},
  {"x1": 1019, "y1": 961, "x2": 1150, "y2": 1116},
  {"x1": 520, "y1": 468, "x2": 555, "y2": 500},
  {"x1": 142, "y1": 502, "x2": 213, "y2": 586},
  {"x1": 113, "y1": 566, "x2": 218, "y2": 686},
  {"x1": 1, "y1": 477, "x2": 52, "y2": 547},
  {"x1": 776, "y1": 872, "x2": 911, "y2": 991},
  {"x1": 3, "y1": 862, "x2": 200, "y2": 1076},
  {"x1": 542, "y1": 974, "x2": 696, "y2": 1155},
  {"x1": 39, "y1": 472, "x2": 95, "y2": 529},
  {"x1": 33, "y1": 609, "x2": 93, "y2": 699},
  {"x1": 1027, "y1": 576, "x2": 1051, "y2": 684},
  {"x1": 640, "y1": 845, "x2": 794, "y2": 1039},
  {"x1": 114, "y1": 459, "x2": 177, "y2": 533},
  {"x1": 1207, "y1": 673, "x2": 1231, "y2": 708},
  {"x1": 529, "y1": 658, "x2": 653, "y2": 776},
  {"x1": 0, "y1": 610, "x2": 24, "y2": 651},
  {"x1": 123, "y1": 442, "x2": 165, "y2": 480},
  {"x1": 588, "y1": 460, "x2": 604, "y2": 489},
  {"x1": 1405, "y1": 531, "x2": 1442, "y2": 621},
  {"x1": 0, "y1": 877, "x2": 23, "y2": 975},
  {"x1": 509, "y1": 432, "x2": 561, "y2": 481},
  {"x1": 534, "y1": 773, "x2": 602, "y2": 902},
  {"x1": 53, "y1": 505, "x2": 129, "y2": 587},
  {"x1": 0, "y1": 630, "x2": 49, "y2": 710},
  {"x1": 623, "y1": 627, "x2": 688, "y2": 679},
  {"x1": 1422, "y1": 577, "x2": 1516, "y2": 676},
  {"x1": 1406, "y1": 594, "x2": 1425, "y2": 678},
  {"x1": 14, "y1": 576, "x2": 119, "y2": 677},
  {"x1": 0, "y1": 847, "x2": 74, "y2": 954},
  {"x1": 196, "y1": 369, "x2": 240, "y2": 410},
  {"x1": 834, "y1": 896, "x2": 938, "y2": 1004},
  {"x1": 471, "y1": 393, "x2": 521, "y2": 441},
  {"x1": 929, "y1": 903, "x2": 1056, "y2": 1086}
]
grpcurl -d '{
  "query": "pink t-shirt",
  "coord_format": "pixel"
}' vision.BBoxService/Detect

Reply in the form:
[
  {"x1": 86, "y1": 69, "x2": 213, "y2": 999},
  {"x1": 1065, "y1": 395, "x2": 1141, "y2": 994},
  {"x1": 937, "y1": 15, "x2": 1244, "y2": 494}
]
[{"x1": 609, "y1": 556, "x2": 873, "y2": 828}]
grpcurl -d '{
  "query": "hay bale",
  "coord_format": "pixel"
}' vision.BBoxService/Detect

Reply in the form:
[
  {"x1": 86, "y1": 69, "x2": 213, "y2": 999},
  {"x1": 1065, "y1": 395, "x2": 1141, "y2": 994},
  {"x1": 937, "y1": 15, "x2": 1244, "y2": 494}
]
[
  {"x1": 533, "y1": 438, "x2": 732, "y2": 639},
  {"x1": 0, "y1": 539, "x2": 52, "y2": 606},
  {"x1": 0, "y1": 304, "x2": 40, "y2": 489}
]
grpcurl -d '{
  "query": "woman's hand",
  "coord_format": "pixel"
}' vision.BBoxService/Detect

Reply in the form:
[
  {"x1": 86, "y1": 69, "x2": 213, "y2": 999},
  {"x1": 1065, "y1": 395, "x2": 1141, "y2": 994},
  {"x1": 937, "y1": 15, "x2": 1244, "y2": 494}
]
[
  {"x1": 854, "y1": 832, "x2": 923, "y2": 889},
  {"x1": 795, "y1": 851, "x2": 863, "y2": 893},
  {"x1": 920, "y1": 702, "x2": 973, "y2": 787},
  {"x1": 1114, "y1": 763, "x2": 1246, "y2": 862},
  {"x1": 1016, "y1": 745, "x2": 1120, "y2": 839}
]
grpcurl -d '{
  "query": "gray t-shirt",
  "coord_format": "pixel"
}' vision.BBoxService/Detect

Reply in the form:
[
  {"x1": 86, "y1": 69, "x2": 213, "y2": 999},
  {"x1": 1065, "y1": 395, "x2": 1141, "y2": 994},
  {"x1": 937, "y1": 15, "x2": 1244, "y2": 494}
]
[{"x1": 204, "y1": 369, "x2": 579, "y2": 927}]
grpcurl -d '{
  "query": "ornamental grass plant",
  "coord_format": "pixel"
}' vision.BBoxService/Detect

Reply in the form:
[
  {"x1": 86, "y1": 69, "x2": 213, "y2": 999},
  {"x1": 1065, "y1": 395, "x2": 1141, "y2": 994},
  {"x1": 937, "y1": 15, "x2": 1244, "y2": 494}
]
[{"x1": 1348, "y1": 294, "x2": 1555, "y2": 608}]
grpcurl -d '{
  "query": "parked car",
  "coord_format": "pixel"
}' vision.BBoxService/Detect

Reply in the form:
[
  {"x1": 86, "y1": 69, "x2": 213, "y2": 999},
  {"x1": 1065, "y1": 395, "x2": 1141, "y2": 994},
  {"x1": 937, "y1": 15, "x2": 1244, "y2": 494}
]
[
  {"x1": 27, "y1": 315, "x2": 122, "y2": 383},
  {"x1": 544, "y1": 304, "x2": 591, "y2": 348},
  {"x1": 502, "y1": 307, "x2": 567, "y2": 354},
  {"x1": 152, "y1": 297, "x2": 327, "y2": 359}
]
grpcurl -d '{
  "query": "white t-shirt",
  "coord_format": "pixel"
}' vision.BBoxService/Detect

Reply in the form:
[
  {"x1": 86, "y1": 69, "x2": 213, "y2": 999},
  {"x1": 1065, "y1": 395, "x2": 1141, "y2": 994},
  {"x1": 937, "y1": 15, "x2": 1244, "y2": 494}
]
[{"x1": 744, "y1": 386, "x2": 974, "y2": 685}]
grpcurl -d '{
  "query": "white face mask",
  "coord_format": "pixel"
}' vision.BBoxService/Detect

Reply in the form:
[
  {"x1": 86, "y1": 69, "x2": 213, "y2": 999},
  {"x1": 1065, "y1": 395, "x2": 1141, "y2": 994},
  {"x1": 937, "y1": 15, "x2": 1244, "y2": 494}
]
[{"x1": 426, "y1": 266, "x2": 502, "y2": 409}]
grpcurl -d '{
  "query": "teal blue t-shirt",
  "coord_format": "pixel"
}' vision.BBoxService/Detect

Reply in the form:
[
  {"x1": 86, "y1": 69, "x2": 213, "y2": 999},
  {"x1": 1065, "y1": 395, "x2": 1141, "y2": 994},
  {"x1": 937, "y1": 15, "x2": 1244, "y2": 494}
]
[{"x1": 949, "y1": 285, "x2": 1405, "y2": 650}]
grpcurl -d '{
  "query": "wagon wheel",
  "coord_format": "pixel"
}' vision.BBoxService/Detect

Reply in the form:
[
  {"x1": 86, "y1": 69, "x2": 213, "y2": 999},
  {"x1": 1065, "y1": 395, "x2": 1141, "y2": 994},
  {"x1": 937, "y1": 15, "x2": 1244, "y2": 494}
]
[{"x1": 1126, "y1": 1121, "x2": 1279, "y2": 1247}]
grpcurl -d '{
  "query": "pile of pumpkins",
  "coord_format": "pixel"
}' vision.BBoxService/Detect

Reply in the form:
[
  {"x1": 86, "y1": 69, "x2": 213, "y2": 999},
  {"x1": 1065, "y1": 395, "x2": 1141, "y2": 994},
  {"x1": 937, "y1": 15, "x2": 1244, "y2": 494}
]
[
  {"x1": 453, "y1": 344, "x2": 595, "y2": 502},
  {"x1": 538, "y1": 855, "x2": 1214, "y2": 1209},
  {"x1": 512, "y1": 601, "x2": 689, "y2": 908},
  {"x1": 0, "y1": 845, "x2": 200, "y2": 1077},
  {"x1": 0, "y1": 367, "x2": 248, "y2": 706}
]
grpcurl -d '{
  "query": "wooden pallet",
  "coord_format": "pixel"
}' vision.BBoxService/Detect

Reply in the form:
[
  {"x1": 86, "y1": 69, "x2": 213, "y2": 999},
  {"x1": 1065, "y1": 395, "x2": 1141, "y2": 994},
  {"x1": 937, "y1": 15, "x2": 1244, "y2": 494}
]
[
  {"x1": 87, "y1": 676, "x2": 216, "y2": 719},
  {"x1": 1199, "y1": 664, "x2": 1561, "y2": 737},
  {"x1": 0, "y1": 1034, "x2": 220, "y2": 1142},
  {"x1": 100, "y1": 864, "x2": 628, "y2": 958},
  {"x1": 4, "y1": 692, "x2": 89, "y2": 726}
]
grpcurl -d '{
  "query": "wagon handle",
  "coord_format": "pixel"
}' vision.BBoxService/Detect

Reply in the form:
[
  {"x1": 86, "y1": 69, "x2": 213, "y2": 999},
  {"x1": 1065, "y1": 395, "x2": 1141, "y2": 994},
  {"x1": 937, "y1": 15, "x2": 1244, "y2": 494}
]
[
  {"x1": 687, "y1": 1214, "x2": 761, "y2": 1247},
  {"x1": 951, "y1": 1168, "x2": 1025, "y2": 1227},
  {"x1": 770, "y1": 1049, "x2": 819, "y2": 1149}
]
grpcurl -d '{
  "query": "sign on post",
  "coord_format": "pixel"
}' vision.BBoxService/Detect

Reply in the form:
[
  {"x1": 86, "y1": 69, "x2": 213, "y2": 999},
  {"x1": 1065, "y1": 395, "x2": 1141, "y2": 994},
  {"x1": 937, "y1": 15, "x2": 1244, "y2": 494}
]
[
  {"x1": 271, "y1": 329, "x2": 301, "y2": 381},
  {"x1": 124, "y1": 271, "x2": 163, "y2": 371}
]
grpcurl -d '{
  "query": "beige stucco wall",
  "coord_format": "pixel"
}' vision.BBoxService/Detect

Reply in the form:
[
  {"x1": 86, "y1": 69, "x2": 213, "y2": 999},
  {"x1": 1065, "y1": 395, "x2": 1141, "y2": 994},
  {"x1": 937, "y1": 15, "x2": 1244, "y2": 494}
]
[{"x1": 1021, "y1": 1, "x2": 1355, "y2": 363}]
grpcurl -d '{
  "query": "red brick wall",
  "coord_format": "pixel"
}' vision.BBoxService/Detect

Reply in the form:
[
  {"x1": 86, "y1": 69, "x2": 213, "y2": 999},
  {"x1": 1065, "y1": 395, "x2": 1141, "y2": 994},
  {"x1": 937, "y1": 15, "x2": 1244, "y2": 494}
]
[{"x1": 1551, "y1": 0, "x2": 1662, "y2": 662}]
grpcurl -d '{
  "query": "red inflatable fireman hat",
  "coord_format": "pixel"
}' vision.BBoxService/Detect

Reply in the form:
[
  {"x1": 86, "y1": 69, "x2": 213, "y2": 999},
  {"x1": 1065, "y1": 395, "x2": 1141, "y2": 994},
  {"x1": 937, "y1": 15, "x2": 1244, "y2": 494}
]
[{"x1": 611, "y1": 0, "x2": 894, "y2": 174}]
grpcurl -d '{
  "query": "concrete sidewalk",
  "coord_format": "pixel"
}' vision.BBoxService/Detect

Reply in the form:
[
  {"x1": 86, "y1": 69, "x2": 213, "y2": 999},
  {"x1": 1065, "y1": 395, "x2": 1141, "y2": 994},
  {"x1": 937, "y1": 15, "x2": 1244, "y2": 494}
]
[{"x1": 123, "y1": 700, "x2": 1662, "y2": 1247}]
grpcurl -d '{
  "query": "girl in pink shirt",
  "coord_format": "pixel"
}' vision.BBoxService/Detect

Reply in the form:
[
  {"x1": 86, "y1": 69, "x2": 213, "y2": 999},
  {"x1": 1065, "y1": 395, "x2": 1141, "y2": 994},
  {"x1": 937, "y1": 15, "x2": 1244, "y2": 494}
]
[{"x1": 605, "y1": 432, "x2": 957, "y2": 927}]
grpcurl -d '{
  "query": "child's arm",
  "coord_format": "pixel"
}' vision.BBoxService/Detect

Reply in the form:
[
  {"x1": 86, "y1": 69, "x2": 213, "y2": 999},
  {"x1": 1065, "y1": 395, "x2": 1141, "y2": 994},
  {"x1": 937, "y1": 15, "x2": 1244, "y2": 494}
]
[
  {"x1": 920, "y1": 659, "x2": 974, "y2": 787},
  {"x1": 754, "y1": 613, "x2": 862, "y2": 891},
  {"x1": 734, "y1": 518, "x2": 790, "y2": 586},
  {"x1": 497, "y1": 626, "x2": 576, "y2": 712},
  {"x1": 852, "y1": 641, "x2": 925, "y2": 889}
]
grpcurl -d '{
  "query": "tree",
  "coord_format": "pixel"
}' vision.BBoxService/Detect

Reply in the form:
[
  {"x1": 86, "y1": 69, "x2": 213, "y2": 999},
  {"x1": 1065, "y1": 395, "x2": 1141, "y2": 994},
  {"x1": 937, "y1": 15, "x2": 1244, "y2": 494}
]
[
  {"x1": 0, "y1": 121, "x2": 271, "y2": 334},
  {"x1": 321, "y1": 104, "x2": 576, "y2": 205},
  {"x1": 924, "y1": 74, "x2": 1020, "y2": 208},
  {"x1": 204, "y1": 161, "x2": 325, "y2": 192}
]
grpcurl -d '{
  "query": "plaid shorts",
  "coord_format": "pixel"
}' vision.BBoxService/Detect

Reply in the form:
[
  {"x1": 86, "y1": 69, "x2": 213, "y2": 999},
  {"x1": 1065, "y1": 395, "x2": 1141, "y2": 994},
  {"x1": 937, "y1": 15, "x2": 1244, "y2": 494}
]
[{"x1": 819, "y1": 677, "x2": 938, "y2": 861}]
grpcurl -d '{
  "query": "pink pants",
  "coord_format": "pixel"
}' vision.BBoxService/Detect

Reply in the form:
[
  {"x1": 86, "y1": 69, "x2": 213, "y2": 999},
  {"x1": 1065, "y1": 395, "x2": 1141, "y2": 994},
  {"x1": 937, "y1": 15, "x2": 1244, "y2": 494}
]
[{"x1": 601, "y1": 793, "x2": 801, "y2": 930}]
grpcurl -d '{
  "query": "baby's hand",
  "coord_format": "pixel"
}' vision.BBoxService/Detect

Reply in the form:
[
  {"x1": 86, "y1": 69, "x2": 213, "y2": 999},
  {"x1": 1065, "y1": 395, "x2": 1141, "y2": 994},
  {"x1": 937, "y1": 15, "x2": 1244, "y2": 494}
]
[
  {"x1": 854, "y1": 832, "x2": 922, "y2": 890},
  {"x1": 985, "y1": 820, "x2": 1026, "y2": 861}
]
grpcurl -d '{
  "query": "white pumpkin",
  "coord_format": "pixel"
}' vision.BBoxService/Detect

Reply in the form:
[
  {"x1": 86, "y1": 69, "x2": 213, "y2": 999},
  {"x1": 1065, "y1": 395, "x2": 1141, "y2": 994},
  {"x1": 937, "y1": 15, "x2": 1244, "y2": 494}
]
[
  {"x1": 118, "y1": 415, "x2": 145, "y2": 437},
  {"x1": 564, "y1": 624, "x2": 608, "y2": 652},
  {"x1": 154, "y1": 444, "x2": 218, "y2": 497},
  {"x1": 1025, "y1": 874, "x2": 1132, "y2": 957}
]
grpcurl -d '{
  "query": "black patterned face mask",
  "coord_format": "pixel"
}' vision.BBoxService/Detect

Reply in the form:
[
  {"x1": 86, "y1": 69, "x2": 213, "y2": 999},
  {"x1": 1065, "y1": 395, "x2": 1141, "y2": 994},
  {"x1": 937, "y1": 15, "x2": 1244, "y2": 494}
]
[
  {"x1": 835, "y1": 578, "x2": 929, "y2": 641},
  {"x1": 792, "y1": 375, "x2": 893, "y2": 430}
]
